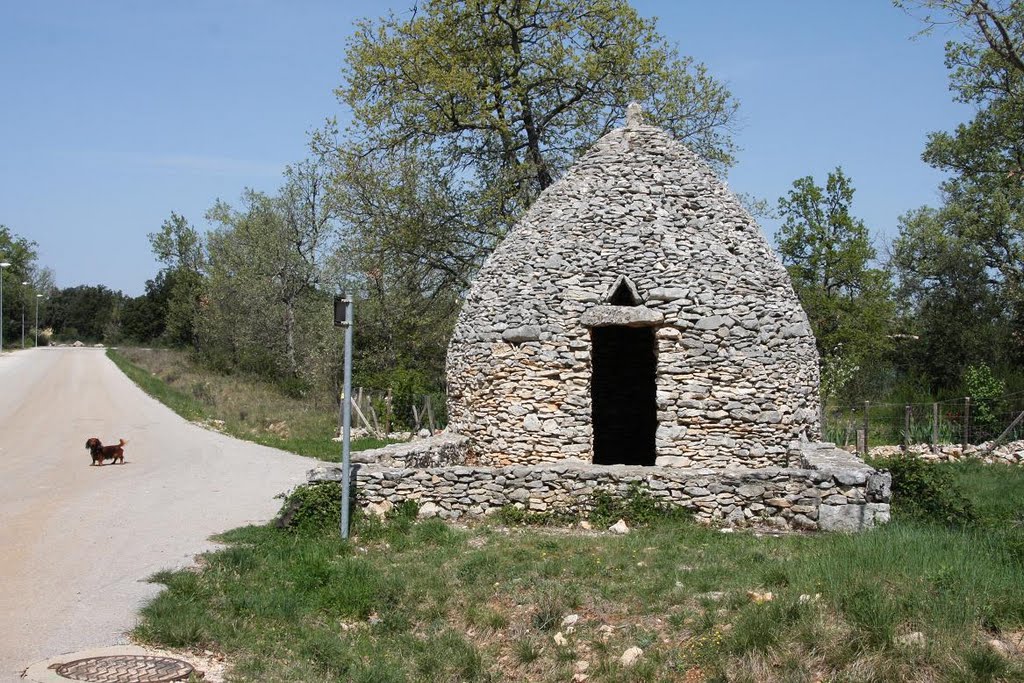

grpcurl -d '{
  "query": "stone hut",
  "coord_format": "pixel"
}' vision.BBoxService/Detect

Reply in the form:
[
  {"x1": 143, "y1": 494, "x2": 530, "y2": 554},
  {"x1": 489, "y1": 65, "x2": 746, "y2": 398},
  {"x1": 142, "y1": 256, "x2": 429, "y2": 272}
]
[{"x1": 446, "y1": 104, "x2": 821, "y2": 469}]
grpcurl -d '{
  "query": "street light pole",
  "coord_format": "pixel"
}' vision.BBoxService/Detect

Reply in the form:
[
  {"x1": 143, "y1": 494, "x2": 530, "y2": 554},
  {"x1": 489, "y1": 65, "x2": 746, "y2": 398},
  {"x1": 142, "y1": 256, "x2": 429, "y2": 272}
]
[
  {"x1": 21, "y1": 281, "x2": 28, "y2": 348},
  {"x1": 35, "y1": 294, "x2": 43, "y2": 347},
  {"x1": 0, "y1": 262, "x2": 10, "y2": 354}
]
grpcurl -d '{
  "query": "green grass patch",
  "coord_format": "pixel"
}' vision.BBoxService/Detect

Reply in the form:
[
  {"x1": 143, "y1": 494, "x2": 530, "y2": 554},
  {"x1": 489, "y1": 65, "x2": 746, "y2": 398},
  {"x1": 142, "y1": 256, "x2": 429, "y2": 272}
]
[
  {"x1": 134, "y1": 462, "x2": 1024, "y2": 682},
  {"x1": 108, "y1": 347, "x2": 395, "y2": 460}
]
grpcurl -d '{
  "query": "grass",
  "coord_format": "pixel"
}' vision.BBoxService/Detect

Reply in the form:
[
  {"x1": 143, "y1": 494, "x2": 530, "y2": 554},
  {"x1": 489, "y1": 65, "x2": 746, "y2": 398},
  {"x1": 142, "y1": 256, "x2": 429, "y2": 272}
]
[
  {"x1": 107, "y1": 347, "x2": 393, "y2": 460},
  {"x1": 133, "y1": 466, "x2": 1024, "y2": 682}
]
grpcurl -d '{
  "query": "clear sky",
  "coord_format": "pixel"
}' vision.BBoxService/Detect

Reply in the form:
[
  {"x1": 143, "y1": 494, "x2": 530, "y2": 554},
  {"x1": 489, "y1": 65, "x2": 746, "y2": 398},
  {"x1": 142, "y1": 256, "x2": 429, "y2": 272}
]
[{"x1": 0, "y1": 1, "x2": 968, "y2": 296}]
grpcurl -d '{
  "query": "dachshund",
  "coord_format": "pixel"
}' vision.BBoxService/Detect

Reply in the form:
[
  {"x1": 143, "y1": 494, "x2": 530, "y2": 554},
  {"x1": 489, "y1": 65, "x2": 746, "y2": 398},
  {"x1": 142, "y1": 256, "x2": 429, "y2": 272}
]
[{"x1": 85, "y1": 437, "x2": 128, "y2": 465}]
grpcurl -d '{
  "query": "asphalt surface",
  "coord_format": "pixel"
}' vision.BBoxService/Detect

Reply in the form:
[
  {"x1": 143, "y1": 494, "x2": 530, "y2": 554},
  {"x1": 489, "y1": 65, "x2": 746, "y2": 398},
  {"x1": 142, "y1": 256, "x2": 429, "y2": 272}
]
[{"x1": 0, "y1": 348, "x2": 316, "y2": 681}]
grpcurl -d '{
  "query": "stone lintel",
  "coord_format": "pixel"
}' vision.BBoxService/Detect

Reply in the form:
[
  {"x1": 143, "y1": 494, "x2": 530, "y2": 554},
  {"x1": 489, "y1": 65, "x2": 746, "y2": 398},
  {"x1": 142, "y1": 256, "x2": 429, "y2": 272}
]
[{"x1": 580, "y1": 305, "x2": 664, "y2": 328}]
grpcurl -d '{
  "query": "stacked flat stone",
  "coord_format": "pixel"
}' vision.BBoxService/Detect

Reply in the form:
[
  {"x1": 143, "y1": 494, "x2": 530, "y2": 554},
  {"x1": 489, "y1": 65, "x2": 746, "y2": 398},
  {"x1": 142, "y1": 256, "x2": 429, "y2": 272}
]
[
  {"x1": 446, "y1": 105, "x2": 821, "y2": 468},
  {"x1": 308, "y1": 441, "x2": 891, "y2": 532}
]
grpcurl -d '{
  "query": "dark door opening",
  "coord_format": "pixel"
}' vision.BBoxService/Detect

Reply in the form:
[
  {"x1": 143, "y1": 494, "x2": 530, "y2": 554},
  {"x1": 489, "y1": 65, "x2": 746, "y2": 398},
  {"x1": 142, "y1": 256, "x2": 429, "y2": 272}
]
[{"x1": 591, "y1": 326, "x2": 657, "y2": 465}]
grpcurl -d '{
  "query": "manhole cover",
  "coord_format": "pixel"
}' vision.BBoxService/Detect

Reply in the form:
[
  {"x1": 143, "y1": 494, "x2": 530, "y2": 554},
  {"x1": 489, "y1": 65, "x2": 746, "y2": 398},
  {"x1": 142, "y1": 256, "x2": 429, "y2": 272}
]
[{"x1": 51, "y1": 655, "x2": 200, "y2": 682}]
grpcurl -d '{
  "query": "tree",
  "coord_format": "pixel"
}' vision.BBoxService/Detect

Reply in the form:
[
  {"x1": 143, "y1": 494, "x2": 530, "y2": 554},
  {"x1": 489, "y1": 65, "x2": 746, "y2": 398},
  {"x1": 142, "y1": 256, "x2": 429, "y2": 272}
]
[
  {"x1": 890, "y1": 206, "x2": 1009, "y2": 389},
  {"x1": 776, "y1": 168, "x2": 894, "y2": 396},
  {"x1": 0, "y1": 225, "x2": 42, "y2": 346},
  {"x1": 148, "y1": 212, "x2": 206, "y2": 348},
  {"x1": 335, "y1": 0, "x2": 739, "y2": 285},
  {"x1": 898, "y1": 1, "x2": 1024, "y2": 340},
  {"x1": 46, "y1": 285, "x2": 126, "y2": 342},
  {"x1": 201, "y1": 157, "x2": 338, "y2": 385}
]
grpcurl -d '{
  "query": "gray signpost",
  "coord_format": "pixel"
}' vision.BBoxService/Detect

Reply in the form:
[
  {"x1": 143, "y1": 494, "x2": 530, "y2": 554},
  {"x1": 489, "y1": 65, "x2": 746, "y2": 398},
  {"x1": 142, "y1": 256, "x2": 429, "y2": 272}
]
[{"x1": 334, "y1": 293, "x2": 354, "y2": 539}]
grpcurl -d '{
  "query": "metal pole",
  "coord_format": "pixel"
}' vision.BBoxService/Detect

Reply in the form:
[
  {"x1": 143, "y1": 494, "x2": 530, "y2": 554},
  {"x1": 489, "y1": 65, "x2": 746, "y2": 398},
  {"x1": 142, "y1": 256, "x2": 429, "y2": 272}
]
[
  {"x1": 0, "y1": 263, "x2": 12, "y2": 354},
  {"x1": 964, "y1": 397, "x2": 971, "y2": 450},
  {"x1": 903, "y1": 405, "x2": 911, "y2": 451},
  {"x1": 862, "y1": 400, "x2": 870, "y2": 455},
  {"x1": 34, "y1": 296, "x2": 39, "y2": 347},
  {"x1": 339, "y1": 294, "x2": 354, "y2": 539},
  {"x1": 20, "y1": 281, "x2": 27, "y2": 348}
]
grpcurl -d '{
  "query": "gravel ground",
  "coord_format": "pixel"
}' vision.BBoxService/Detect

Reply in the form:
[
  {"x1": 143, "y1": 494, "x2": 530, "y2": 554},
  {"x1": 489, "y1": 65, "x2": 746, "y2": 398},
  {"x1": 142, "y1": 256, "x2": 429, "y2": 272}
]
[{"x1": 0, "y1": 348, "x2": 314, "y2": 681}]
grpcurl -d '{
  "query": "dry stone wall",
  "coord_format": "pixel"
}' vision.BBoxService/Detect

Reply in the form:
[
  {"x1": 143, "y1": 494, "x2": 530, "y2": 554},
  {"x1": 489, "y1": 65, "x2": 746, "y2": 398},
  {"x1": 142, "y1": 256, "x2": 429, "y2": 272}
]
[
  {"x1": 309, "y1": 440, "x2": 890, "y2": 532},
  {"x1": 447, "y1": 109, "x2": 820, "y2": 469}
]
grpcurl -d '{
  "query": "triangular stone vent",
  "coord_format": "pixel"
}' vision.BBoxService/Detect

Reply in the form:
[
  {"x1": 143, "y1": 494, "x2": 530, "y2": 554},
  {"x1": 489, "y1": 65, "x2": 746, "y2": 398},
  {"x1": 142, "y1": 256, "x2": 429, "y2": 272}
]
[{"x1": 605, "y1": 275, "x2": 642, "y2": 306}]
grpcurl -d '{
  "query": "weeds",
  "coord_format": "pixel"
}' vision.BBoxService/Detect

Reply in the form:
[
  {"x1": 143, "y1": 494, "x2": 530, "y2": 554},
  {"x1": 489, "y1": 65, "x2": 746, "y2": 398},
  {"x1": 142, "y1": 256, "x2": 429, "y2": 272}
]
[
  {"x1": 109, "y1": 347, "x2": 393, "y2": 460},
  {"x1": 135, "y1": 463, "x2": 1024, "y2": 682}
]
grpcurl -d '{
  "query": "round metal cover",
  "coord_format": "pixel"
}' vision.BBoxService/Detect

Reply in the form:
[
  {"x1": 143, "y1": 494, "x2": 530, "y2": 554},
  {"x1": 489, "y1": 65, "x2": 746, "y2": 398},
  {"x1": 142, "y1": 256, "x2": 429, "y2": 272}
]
[{"x1": 52, "y1": 654, "x2": 199, "y2": 682}]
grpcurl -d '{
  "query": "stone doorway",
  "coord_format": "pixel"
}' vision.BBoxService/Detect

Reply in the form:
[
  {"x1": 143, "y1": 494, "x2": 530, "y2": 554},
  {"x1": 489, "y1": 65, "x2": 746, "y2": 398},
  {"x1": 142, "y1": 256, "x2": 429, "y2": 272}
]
[{"x1": 591, "y1": 326, "x2": 657, "y2": 465}]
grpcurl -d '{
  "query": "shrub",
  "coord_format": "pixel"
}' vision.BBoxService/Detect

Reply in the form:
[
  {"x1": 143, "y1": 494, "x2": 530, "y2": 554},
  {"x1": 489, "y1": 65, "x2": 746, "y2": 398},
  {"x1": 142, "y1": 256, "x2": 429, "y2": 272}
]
[
  {"x1": 871, "y1": 456, "x2": 977, "y2": 527},
  {"x1": 588, "y1": 481, "x2": 691, "y2": 528},
  {"x1": 276, "y1": 482, "x2": 345, "y2": 534},
  {"x1": 963, "y1": 363, "x2": 1006, "y2": 440}
]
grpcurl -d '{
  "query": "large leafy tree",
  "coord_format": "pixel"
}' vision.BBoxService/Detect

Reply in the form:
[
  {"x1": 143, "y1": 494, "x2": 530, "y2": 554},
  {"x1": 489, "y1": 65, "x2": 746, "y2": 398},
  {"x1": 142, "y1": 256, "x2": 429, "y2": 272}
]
[
  {"x1": 335, "y1": 0, "x2": 739, "y2": 287},
  {"x1": 776, "y1": 168, "x2": 894, "y2": 397},
  {"x1": 201, "y1": 157, "x2": 338, "y2": 386},
  {"x1": 148, "y1": 212, "x2": 206, "y2": 348},
  {"x1": 898, "y1": 1, "x2": 1024, "y2": 338},
  {"x1": 890, "y1": 206, "x2": 1009, "y2": 389},
  {"x1": 0, "y1": 225, "x2": 44, "y2": 346},
  {"x1": 328, "y1": 0, "x2": 739, "y2": 393},
  {"x1": 46, "y1": 285, "x2": 126, "y2": 342}
]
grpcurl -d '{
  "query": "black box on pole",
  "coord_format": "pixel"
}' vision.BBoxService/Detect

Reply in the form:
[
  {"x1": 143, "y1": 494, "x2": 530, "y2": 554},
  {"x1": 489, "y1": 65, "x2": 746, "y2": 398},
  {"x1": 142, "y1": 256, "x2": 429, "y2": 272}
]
[{"x1": 333, "y1": 295, "x2": 349, "y2": 327}]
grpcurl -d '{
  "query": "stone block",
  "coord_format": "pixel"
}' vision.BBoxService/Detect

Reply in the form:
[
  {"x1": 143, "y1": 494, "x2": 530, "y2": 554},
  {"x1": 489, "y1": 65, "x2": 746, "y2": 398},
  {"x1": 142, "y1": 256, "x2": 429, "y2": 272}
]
[{"x1": 817, "y1": 503, "x2": 890, "y2": 532}]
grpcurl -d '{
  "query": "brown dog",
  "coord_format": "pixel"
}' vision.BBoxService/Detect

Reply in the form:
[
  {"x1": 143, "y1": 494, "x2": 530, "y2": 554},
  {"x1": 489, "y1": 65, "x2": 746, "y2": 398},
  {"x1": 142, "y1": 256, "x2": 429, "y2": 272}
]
[{"x1": 85, "y1": 437, "x2": 127, "y2": 465}]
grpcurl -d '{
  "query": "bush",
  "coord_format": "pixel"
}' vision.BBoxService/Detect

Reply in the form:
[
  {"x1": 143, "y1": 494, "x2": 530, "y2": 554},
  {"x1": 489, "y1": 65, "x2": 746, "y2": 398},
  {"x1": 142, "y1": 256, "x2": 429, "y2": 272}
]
[
  {"x1": 588, "y1": 481, "x2": 691, "y2": 528},
  {"x1": 963, "y1": 363, "x2": 1006, "y2": 440},
  {"x1": 871, "y1": 456, "x2": 977, "y2": 527},
  {"x1": 276, "y1": 482, "x2": 345, "y2": 534}
]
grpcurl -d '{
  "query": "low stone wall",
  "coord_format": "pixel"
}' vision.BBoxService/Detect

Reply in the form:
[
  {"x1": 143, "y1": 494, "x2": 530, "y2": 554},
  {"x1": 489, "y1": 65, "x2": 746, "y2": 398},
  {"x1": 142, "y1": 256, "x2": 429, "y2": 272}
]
[
  {"x1": 350, "y1": 433, "x2": 470, "y2": 468},
  {"x1": 309, "y1": 440, "x2": 890, "y2": 532},
  {"x1": 868, "y1": 441, "x2": 1024, "y2": 466}
]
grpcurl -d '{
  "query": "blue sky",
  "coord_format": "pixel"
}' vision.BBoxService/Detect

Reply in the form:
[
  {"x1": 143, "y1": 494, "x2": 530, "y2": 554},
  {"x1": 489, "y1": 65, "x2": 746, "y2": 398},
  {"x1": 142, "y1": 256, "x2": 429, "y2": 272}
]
[{"x1": 1, "y1": 1, "x2": 968, "y2": 296}]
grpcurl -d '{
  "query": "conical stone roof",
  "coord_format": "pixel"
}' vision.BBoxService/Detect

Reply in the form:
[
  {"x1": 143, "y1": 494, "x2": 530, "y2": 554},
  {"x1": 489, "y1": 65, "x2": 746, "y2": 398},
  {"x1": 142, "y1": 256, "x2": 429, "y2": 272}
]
[{"x1": 446, "y1": 108, "x2": 820, "y2": 468}]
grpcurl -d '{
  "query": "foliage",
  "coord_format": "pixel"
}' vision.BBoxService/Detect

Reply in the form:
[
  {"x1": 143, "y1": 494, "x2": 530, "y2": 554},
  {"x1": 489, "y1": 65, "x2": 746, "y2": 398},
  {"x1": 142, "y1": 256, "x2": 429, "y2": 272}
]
[
  {"x1": 0, "y1": 224, "x2": 51, "y2": 346},
  {"x1": 134, "y1": 462, "x2": 1024, "y2": 682},
  {"x1": 890, "y1": 206, "x2": 1010, "y2": 390},
  {"x1": 963, "y1": 362, "x2": 1007, "y2": 435},
  {"x1": 276, "y1": 482, "x2": 346, "y2": 535},
  {"x1": 870, "y1": 455, "x2": 978, "y2": 526},
  {"x1": 775, "y1": 168, "x2": 894, "y2": 396},
  {"x1": 819, "y1": 344, "x2": 861, "y2": 401},
  {"x1": 148, "y1": 212, "x2": 206, "y2": 348},
  {"x1": 198, "y1": 155, "x2": 339, "y2": 391},
  {"x1": 588, "y1": 481, "x2": 691, "y2": 528},
  {"x1": 320, "y1": 0, "x2": 740, "y2": 394},
  {"x1": 897, "y1": 0, "x2": 1024, "y2": 369},
  {"x1": 110, "y1": 346, "x2": 392, "y2": 461},
  {"x1": 46, "y1": 284, "x2": 127, "y2": 343}
]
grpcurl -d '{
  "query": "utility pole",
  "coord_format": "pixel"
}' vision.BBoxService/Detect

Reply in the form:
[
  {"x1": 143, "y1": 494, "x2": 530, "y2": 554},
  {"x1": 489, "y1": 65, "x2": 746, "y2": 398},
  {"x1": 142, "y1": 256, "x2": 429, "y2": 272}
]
[
  {"x1": 0, "y1": 261, "x2": 10, "y2": 354},
  {"x1": 334, "y1": 293, "x2": 354, "y2": 539},
  {"x1": 21, "y1": 281, "x2": 28, "y2": 348},
  {"x1": 35, "y1": 294, "x2": 43, "y2": 346}
]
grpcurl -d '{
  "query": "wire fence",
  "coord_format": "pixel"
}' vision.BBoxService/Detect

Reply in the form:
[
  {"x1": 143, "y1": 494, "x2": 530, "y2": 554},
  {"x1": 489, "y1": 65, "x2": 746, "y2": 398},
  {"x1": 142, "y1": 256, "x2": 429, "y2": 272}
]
[{"x1": 824, "y1": 391, "x2": 1024, "y2": 453}]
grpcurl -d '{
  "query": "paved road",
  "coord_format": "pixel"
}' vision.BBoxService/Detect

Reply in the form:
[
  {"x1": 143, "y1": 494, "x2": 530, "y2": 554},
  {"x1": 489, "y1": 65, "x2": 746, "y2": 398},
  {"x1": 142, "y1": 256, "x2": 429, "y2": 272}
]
[{"x1": 0, "y1": 348, "x2": 316, "y2": 681}]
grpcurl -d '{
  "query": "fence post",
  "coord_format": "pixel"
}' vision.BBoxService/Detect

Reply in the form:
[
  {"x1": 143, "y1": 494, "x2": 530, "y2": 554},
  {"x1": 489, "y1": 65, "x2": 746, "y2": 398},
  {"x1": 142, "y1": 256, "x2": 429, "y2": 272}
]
[
  {"x1": 426, "y1": 395, "x2": 436, "y2": 433},
  {"x1": 964, "y1": 397, "x2": 971, "y2": 451},
  {"x1": 903, "y1": 405, "x2": 911, "y2": 451},
  {"x1": 932, "y1": 402, "x2": 939, "y2": 454},
  {"x1": 862, "y1": 401, "x2": 870, "y2": 455}
]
